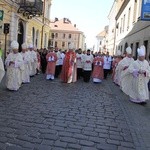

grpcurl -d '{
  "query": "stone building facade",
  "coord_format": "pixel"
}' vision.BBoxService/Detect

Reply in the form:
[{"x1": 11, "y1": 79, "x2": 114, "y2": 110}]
[{"x1": 0, "y1": 0, "x2": 52, "y2": 59}]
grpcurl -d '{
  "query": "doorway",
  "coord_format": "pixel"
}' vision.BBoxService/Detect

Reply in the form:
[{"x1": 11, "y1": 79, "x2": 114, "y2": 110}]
[{"x1": 17, "y1": 21, "x2": 24, "y2": 52}]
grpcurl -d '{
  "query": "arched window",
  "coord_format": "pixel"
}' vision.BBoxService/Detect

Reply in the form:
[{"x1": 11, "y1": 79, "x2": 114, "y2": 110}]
[
  {"x1": 17, "y1": 21, "x2": 24, "y2": 52},
  {"x1": 124, "y1": 42, "x2": 128, "y2": 52},
  {"x1": 32, "y1": 27, "x2": 35, "y2": 46},
  {"x1": 36, "y1": 30, "x2": 39, "y2": 48},
  {"x1": 55, "y1": 33, "x2": 58, "y2": 38},
  {"x1": 55, "y1": 41, "x2": 57, "y2": 47},
  {"x1": 44, "y1": 33, "x2": 47, "y2": 48}
]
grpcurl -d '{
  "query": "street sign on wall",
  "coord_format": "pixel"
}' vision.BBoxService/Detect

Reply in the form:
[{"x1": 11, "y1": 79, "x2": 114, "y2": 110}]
[
  {"x1": 0, "y1": 10, "x2": 4, "y2": 21},
  {"x1": 141, "y1": 0, "x2": 150, "y2": 21}
]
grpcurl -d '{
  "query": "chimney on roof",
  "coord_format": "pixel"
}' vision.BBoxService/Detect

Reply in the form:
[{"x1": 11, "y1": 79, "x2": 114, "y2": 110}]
[
  {"x1": 63, "y1": 18, "x2": 66, "y2": 23},
  {"x1": 55, "y1": 17, "x2": 58, "y2": 22},
  {"x1": 67, "y1": 18, "x2": 71, "y2": 23},
  {"x1": 74, "y1": 24, "x2": 76, "y2": 27}
]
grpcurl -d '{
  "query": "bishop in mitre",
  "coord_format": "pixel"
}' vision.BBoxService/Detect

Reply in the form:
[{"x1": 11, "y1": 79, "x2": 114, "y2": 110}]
[
  {"x1": 122, "y1": 45, "x2": 150, "y2": 105},
  {"x1": 115, "y1": 47, "x2": 134, "y2": 87},
  {"x1": 5, "y1": 41, "x2": 24, "y2": 91}
]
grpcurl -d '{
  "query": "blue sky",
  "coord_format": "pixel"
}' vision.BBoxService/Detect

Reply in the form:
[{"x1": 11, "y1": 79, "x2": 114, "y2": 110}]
[{"x1": 50, "y1": 0, "x2": 114, "y2": 49}]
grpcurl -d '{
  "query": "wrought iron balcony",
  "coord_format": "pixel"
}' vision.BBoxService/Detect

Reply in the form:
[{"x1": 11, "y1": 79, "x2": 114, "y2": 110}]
[{"x1": 17, "y1": 0, "x2": 43, "y2": 19}]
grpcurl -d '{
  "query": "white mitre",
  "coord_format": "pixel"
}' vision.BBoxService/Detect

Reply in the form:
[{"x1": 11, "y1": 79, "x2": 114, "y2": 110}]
[
  {"x1": 126, "y1": 46, "x2": 132, "y2": 54},
  {"x1": 11, "y1": 41, "x2": 19, "y2": 49},
  {"x1": 22, "y1": 43, "x2": 27, "y2": 49},
  {"x1": 28, "y1": 43, "x2": 33, "y2": 49},
  {"x1": 138, "y1": 45, "x2": 146, "y2": 56},
  {"x1": 68, "y1": 43, "x2": 74, "y2": 50},
  {"x1": 116, "y1": 50, "x2": 121, "y2": 56}
]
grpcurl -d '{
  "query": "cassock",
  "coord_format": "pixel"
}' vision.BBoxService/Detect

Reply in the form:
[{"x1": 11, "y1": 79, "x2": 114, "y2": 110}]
[
  {"x1": 46, "y1": 52, "x2": 57, "y2": 80},
  {"x1": 103, "y1": 55, "x2": 112, "y2": 79},
  {"x1": 60, "y1": 50, "x2": 77, "y2": 83},
  {"x1": 82, "y1": 53, "x2": 94, "y2": 82},
  {"x1": 55, "y1": 50, "x2": 61, "y2": 78},
  {"x1": 92, "y1": 56, "x2": 104, "y2": 83},
  {"x1": 76, "y1": 53, "x2": 83, "y2": 79},
  {"x1": 58, "y1": 52, "x2": 65, "y2": 75},
  {"x1": 0, "y1": 56, "x2": 5, "y2": 83}
]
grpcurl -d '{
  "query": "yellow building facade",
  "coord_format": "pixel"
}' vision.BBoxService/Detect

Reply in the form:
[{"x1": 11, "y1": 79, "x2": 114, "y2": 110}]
[{"x1": 0, "y1": 0, "x2": 52, "y2": 59}]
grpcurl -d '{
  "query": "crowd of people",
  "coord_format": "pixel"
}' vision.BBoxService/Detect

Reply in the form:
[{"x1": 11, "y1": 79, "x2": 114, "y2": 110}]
[{"x1": 0, "y1": 40, "x2": 150, "y2": 105}]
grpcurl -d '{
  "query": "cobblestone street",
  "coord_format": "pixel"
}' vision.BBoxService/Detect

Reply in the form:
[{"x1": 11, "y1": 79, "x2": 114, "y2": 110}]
[{"x1": 0, "y1": 74, "x2": 150, "y2": 150}]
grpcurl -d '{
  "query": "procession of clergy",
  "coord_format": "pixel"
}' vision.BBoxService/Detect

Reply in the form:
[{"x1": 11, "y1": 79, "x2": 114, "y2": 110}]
[{"x1": 0, "y1": 40, "x2": 150, "y2": 105}]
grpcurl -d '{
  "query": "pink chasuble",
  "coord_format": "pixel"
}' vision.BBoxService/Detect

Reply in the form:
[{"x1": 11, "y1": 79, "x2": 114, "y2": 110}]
[
  {"x1": 92, "y1": 57, "x2": 104, "y2": 80},
  {"x1": 46, "y1": 52, "x2": 57, "y2": 75}
]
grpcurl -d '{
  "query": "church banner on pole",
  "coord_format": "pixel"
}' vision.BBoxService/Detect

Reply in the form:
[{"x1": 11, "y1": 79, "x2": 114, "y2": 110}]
[{"x1": 141, "y1": 0, "x2": 150, "y2": 21}]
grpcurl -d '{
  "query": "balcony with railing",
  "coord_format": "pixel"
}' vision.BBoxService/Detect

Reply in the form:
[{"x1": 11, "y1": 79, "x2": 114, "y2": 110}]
[{"x1": 17, "y1": 0, "x2": 43, "y2": 19}]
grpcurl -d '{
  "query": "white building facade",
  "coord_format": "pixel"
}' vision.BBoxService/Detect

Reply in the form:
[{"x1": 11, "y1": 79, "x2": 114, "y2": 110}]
[
  {"x1": 107, "y1": 1, "x2": 118, "y2": 55},
  {"x1": 96, "y1": 26, "x2": 108, "y2": 53},
  {"x1": 114, "y1": 0, "x2": 150, "y2": 59}
]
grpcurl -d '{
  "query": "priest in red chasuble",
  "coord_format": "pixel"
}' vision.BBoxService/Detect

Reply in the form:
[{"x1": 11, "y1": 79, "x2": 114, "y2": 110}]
[{"x1": 60, "y1": 43, "x2": 77, "y2": 83}]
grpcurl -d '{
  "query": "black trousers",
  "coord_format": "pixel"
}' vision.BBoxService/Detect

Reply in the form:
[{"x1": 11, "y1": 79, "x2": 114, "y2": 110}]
[
  {"x1": 104, "y1": 69, "x2": 110, "y2": 79},
  {"x1": 41, "y1": 62, "x2": 47, "y2": 74},
  {"x1": 83, "y1": 70, "x2": 91, "y2": 82},
  {"x1": 55, "y1": 65, "x2": 60, "y2": 78},
  {"x1": 59, "y1": 65, "x2": 63, "y2": 74},
  {"x1": 55, "y1": 65, "x2": 63, "y2": 78},
  {"x1": 77, "y1": 68, "x2": 83, "y2": 79}
]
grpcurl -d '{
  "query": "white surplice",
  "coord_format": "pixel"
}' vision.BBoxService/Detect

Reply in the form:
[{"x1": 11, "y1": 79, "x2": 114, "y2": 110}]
[
  {"x1": 82, "y1": 54, "x2": 94, "y2": 71},
  {"x1": 76, "y1": 53, "x2": 84, "y2": 69}
]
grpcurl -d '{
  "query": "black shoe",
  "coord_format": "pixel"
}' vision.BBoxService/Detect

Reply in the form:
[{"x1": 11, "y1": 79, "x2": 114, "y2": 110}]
[{"x1": 140, "y1": 102, "x2": 147, "y2": 105}]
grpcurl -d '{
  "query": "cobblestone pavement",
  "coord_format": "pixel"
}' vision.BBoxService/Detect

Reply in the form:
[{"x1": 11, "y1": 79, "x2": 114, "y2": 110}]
[{"x1": 0, "y1": 74, "x2": 149, "y2": 150}]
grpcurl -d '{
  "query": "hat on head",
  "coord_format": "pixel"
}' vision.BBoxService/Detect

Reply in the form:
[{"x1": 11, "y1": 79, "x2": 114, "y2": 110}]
[
  {"x1": 11, "y1": 41, "x2": 19, "y2": 49},
  {"x1": 116, "y1": 50, "x2": 121, "y2": 56},
  {"x1": 138, "y1": 45, "x2": 146, "y2": 56},
  {"x1": 126, "y1": 46, "x2": 132, "y2": 54},
  {"x1": 68, "y1": 43, "x2": 74, "y2": 49},
  {"x1": 28, "y1": 43, "x2": 33, "y2": 48},
  {"x1": 22, "y1": 43, "x2": 27, "y2": 49}
]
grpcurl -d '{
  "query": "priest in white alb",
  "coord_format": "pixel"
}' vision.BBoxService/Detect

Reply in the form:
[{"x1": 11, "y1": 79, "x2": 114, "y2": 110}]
[
  {"x1": 20, "y1": 43, "x2": 30, "y2": 83},
  {"x1": 28, "y1": 44, "x2": 38, "y2": 76},
  {"x1": 115, "y1": 47, "x2": 134, "y2": 87},
  {"x1": 0, "y1": 56, "x2": 5, "y2": 83},
  {"x1": 5, "y1": 41, "x2": 24, "y2": 91},
  {"x1": 122, "y1": 45, "x2": 150, "y2": 105}
]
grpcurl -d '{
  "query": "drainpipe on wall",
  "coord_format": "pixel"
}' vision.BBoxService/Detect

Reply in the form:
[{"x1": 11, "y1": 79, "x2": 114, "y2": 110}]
[{"x1": 41, "y1": 0, "x2": 45, "y2": 49}]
